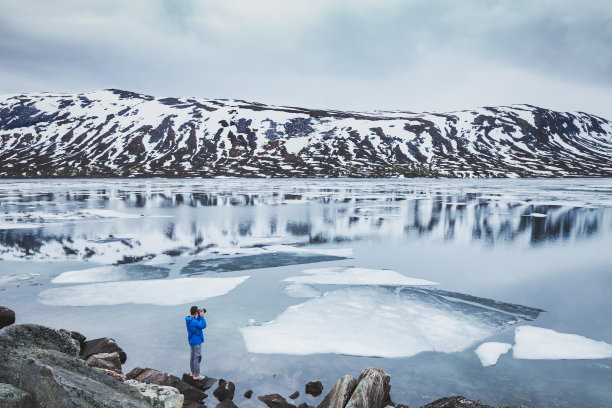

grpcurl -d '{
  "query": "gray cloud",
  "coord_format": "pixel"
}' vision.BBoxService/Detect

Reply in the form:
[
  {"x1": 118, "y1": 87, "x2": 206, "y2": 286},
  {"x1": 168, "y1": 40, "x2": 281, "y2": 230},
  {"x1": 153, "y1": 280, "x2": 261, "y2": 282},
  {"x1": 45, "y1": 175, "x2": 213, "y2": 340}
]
[{"x1": 1, "y1": 0, "x2": 611, "y2": 119}]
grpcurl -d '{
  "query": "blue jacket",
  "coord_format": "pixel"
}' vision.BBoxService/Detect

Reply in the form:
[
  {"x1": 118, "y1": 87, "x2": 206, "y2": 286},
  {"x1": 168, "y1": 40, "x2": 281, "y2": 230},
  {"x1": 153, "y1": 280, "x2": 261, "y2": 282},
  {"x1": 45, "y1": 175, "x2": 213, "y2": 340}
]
[{"x1": 185, "y1": 315, "x2": 207, "y2": 346}]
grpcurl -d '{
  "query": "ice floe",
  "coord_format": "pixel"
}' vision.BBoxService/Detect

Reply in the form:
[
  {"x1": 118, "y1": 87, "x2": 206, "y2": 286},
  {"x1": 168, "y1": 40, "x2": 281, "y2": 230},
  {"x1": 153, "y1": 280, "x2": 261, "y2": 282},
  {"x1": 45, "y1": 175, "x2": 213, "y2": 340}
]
[
  {"x1": 283, "y1": 267, "x2": 438, "y2": 286},
  {"x1": 39, "y1": 276, "x2": 249, "y2": 306},
  {"x1": 475, "y1": 342, "x2": 512, "y2": 366},
  {"x1": 52, "y1": 265, "x2": 170, "y2": 283},
  {"x1": 513, "y1": 326, "x2": 612, "y2": 360},
  {"x1": 284, "y1": 283, "x2": 321, "y2": 298},
  {"x1": 241, "y1": 286, "x2": 534, "y2": 357}
]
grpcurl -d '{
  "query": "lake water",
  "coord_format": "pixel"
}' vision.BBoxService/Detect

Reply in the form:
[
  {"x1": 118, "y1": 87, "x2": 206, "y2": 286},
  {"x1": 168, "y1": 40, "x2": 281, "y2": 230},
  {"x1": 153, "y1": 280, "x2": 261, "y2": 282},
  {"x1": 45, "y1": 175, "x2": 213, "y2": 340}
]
[{"x1": 1, "y1": 178, "x2": 611, "y2": 408}]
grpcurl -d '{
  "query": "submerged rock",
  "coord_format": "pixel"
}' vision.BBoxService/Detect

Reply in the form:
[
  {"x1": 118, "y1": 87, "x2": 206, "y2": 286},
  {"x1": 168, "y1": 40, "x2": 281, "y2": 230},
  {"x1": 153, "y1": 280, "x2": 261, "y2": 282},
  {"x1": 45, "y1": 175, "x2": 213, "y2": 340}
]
[
  {"x1": 86, "y1": 352, "x2": 123, "y2": 372},
  {"x1": 125, "y1": 379, "x2": 184, "y2": 408},
  {"x1": 213, "y1": 379, "x2": 236, "y2": 402},
  {"x1": 258, "y1": 393, "x2": 297, "y2": 408},
  {"x1": 0, "y1": 307, "x2": 15, "y2": 330},
  {"x1": 127, "y1": 367, "x2": 207, "y2": 403},
  {"x1": 306, "y1": 381, "x2": 324, "y2": 397},
  {"x1": 421, "y1": 396, "x2": 493, "y2": 408},
  {"x1": 0, "y1": 324, "x2": 151, "y2": 407},
  {"x1": 345, "y1": 368, "x2": 391, "y2": 408},
  {"x1": 318, "y1": 375, "x2": 359, "y2": 408},
  {"x1": 0, "y1": 383, "x2": 33, "y2": 408},
  {"x1": 81, "y1": 337, "x2": 127, "y2": 364}
]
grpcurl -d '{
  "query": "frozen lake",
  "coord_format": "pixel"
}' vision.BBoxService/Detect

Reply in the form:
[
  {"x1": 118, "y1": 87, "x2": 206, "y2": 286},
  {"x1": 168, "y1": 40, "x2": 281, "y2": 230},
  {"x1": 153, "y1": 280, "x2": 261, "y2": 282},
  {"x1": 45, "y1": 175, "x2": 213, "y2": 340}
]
[{"x1": 1, "y1": 178, "x2": 611, "y2": 407}]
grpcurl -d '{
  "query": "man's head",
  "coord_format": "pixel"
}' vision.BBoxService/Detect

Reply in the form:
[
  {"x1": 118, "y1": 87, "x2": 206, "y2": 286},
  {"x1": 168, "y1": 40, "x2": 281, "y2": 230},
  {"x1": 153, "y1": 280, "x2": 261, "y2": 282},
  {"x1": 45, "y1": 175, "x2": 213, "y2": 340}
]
[{"x1": 190, "y1": 305, "x2": 198, "y2": 316}]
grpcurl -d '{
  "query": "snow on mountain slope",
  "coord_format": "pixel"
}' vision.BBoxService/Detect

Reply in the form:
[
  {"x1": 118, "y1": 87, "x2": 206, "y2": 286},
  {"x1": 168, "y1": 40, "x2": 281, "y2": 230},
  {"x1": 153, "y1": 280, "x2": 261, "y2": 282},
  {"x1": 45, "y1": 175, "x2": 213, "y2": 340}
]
[{"x1": 1, "y1": 89, "x2": 611, "y2": 178}]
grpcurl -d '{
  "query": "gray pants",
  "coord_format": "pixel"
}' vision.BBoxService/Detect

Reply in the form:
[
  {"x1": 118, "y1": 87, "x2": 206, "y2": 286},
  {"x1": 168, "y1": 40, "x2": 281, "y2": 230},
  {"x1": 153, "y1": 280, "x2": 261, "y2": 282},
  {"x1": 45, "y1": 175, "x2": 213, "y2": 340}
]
[{"x1": 190, "y1": 344, "x2": 202, "y2": 376}]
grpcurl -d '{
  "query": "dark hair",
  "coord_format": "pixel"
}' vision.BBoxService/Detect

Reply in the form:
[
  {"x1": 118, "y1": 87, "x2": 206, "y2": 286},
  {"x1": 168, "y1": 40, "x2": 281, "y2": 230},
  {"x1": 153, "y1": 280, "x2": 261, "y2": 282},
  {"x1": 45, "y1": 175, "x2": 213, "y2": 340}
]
[{"x1": 190, "y1": 306, "x2": 198, "y2": 315}]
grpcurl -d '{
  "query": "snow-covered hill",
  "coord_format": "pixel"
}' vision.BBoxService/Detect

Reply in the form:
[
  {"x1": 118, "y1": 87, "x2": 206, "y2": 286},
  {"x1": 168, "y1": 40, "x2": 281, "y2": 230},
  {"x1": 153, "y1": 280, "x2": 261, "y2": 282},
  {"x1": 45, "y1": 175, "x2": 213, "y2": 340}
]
[{"x1": 1, "y1": 89, "x2": 611, "y2": 178}]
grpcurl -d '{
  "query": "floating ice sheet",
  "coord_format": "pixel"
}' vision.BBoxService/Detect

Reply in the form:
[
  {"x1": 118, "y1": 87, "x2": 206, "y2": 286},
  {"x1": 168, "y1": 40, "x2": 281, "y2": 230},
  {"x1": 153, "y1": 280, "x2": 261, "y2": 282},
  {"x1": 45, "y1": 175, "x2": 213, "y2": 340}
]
[
  {"x1": 284, "y1": 267, "x2": 438, "y2": 286},
  {"x1": 475, "y1": 342, "x2": 512, "y2": 366},
  {"x1": 38, "y1": 276, "x2": 249, "y2": 306},
  {"x1": 284, "y1": 283, "x2": 321, "y2": 298},
  {"x1": 241, "y1": 286, "x2": 541, "y2": 357},
  {"x1": 52, "y1": 264, "x2": 170, "y2": 283},
  {"x1": 181, "y1": 251, "x2": 347, "y2": 275},
  {"x1": 513, "y1": 326, "x2": 612, "y2": 360}
]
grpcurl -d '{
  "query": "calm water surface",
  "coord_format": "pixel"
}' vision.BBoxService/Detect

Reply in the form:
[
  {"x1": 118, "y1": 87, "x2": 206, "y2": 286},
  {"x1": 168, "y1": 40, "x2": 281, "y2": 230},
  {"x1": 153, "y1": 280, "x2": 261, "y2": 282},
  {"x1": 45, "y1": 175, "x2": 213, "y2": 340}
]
[{"x1": 0, "y1": 178, "x2": 611, "y2": 408}]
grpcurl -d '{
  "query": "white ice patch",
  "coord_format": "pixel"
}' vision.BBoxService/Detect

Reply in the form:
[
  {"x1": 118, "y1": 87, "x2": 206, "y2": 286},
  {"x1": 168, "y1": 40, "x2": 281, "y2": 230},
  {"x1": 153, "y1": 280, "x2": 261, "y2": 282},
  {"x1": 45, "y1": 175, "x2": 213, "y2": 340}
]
[
  {"x1": 144, "y1": 254, "x2": 174, "y2": 265},
  {"x1": 475, "y1": 342, "x2": 512, "y2": 366},
  {"x1": 284, "y1": 136, "x2": 310, "y2": 154},
  {"x1": 39, "y1": 276, "x2": 249, "y2": 306},
  {"x1": 284, "y1": 283, "x2": 321, "y2": 298},
  {"x1": 523, "y1": 213, "x2": 547, "y2": 217},
  {"x1": 52, "y1": 266, "x2": 121, "y2": 283},
  {"x1": 241, "y1": 286, "x2": 511, "y2": 357},
  {"x1": 513, "y1": 326, "x2": 612, "y2": 360},
  {"x1": 283, "y1": 267, "x2": 438, "y2": 286}
]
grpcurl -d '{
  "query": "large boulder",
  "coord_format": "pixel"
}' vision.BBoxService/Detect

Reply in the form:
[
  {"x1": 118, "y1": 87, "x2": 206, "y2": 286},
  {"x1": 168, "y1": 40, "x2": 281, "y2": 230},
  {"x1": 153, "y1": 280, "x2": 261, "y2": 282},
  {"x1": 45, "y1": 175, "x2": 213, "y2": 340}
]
[
  {"x1": 127, "y1": 367, "x2": 207, "y2": 403},
  {"x1": 318, "y1": 375, "x2": 359, "y2": 408},
  {"x1": 213, "y1": 379, "x2": 236, "y2": 402},
  {"x1": 345, "y1": 368, "x2": 391, "y2": 408},
  {"x1": 0, "y1": 307, "x2": 15, "y2": 330},
  {"x1": 258, "y1": 393, "x2": 297, "y2": 408},
  {"x1": 0, "y1": 383, "x2": 33, "y2": 408},
  {"x1": 125, "y1": 379, "x2": 184, "y2": 408},
  {"x1": 86, "y1": 352, "x2": 123, "y2": 372},
  {"x1": 216, "y1": 398, "x2": 239, "y2": 408},
  {"x1": 81, "y1": 337, "x2": 127, "y2": 364},
  {"x1": 0, "y1": 324, "x2": 152, "y2": 407},
  {"x1": 306, "y1": 381, "x2": 324, "y2": 397},
  {"x1": 421, "y1": 396, "x2": 493, "y2": 408}
]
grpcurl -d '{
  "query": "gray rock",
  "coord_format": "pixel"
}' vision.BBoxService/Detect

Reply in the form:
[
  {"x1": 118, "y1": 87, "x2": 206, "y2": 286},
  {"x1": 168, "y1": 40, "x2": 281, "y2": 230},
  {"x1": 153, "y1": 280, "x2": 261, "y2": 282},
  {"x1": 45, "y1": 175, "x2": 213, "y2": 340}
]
[
  {"x1": 81, "y1": 337, "x2": 127, "y2": 364},
  {"x1": 0, "y1": 324, "x2": 152, "y2": 407},
  {"x1": 125, "y1": 379, "x2": 184, "y2": 408},
  {"x1": 420, "y1": 396, "x2": 493, "y2": 408},
  {"x1": 95, "y1": 368, "x2": 127, "y2": 382},
  {"x1": 0, "y1": 383, "x2": 33, "y2": 408},
  {"x1": 345, "y1": 368, "x2": 391, "y2": 408},
  {"x1": 258, "y1": 393, "x2": 297, "y2": 408},
  {"x1": 289, "y1": 391, "x2": 300, "y2": 399},
  {"x1": 0, "y1": 307, "x2": 15, "y2": 330},
  {"x1": 217, "y1": 398, "x2": 239, "y2": 408},
  {"x1": 306, "y1": 381, "x2": 324, "y2": 397},
  {"x1": 213, "y1": 379, "x2": 235, "y2": 402},
  {"x1": 318, "y1": 375, "x2": 358, "y2": 408},
  {"x1": 182, "y1": 373, "x2": 217, "y2": 391},
  {"x1": 183, "y1": 401, "x2": 207, "y2": 408},
  {"x1": 86, "y1": 352, "x2": 123, "y2": 372},
  {"x1": 59, "y1": 328, "x2": 87, "y2": 351},
  {"x1": 127, "y1": 367, "x2": 207, "y2": 402}
]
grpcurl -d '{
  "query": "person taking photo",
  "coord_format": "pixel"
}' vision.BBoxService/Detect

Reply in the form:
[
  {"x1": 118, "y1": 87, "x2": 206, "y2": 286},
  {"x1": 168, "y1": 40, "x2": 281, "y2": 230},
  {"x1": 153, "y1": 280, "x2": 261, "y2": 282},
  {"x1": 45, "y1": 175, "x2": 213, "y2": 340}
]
[{"x1": 185, "y1": 305, "x2": 207, "y2": 380}]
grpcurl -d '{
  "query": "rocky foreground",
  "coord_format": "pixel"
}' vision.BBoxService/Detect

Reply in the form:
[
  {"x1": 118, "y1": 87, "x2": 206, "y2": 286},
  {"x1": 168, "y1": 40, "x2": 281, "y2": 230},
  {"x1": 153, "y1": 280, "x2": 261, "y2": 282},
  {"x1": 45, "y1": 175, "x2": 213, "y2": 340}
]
[{"x1": 0, "y1": 306, "x2": 530, "y2": 408}]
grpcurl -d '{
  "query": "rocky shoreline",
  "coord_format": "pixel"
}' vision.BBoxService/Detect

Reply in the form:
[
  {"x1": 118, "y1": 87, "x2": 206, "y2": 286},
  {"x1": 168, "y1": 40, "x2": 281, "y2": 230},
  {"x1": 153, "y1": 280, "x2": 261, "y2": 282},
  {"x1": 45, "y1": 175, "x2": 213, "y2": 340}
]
[{"x1": 0, "y1": 305, "x2": 530, "y2": 408}]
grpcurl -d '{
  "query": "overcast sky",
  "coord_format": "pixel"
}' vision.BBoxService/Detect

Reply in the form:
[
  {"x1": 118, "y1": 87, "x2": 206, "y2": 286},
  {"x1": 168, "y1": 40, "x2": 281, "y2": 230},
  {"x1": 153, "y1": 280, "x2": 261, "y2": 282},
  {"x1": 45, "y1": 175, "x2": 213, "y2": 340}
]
[{"x1": 1, "y1": 0, "x2": 611, "y2": 119}]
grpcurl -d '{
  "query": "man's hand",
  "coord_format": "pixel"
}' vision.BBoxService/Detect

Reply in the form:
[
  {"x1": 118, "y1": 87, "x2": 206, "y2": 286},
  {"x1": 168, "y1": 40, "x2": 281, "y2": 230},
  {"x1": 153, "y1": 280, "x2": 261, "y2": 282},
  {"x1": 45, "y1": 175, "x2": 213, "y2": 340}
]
[{"x1": 199, "y1": 310, "x2": 205, "y2": 317}]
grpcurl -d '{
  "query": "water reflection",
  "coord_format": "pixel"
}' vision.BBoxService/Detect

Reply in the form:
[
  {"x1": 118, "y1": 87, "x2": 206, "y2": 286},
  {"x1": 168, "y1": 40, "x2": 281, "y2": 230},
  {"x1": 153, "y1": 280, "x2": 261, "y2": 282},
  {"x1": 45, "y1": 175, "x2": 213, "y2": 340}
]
[{"x1": 0, "y1": 179, "x2": 610, "y2": 262}]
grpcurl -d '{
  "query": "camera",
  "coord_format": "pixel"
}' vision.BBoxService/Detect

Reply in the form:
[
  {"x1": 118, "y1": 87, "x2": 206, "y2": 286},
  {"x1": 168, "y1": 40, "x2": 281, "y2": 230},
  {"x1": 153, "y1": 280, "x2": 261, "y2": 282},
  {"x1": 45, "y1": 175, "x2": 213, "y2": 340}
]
[{"x1": 199, "y1": 308, "x2": 206, "y2": 314}]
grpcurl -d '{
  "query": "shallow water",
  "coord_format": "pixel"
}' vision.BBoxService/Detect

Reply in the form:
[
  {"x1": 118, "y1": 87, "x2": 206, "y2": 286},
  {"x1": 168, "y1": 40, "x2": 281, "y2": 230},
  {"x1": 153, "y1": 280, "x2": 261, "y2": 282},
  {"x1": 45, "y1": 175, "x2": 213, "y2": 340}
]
[{"x1": 1, "y1": 178, "x2": 611, "y2": 407}]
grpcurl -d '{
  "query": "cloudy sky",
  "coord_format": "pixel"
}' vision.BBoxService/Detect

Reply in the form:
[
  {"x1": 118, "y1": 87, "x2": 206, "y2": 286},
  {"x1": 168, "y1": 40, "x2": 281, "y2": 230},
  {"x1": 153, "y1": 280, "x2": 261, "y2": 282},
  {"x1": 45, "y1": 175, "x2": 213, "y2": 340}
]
[{"x1": 1, "y1": 0, "x2": 611, "y2": 118}]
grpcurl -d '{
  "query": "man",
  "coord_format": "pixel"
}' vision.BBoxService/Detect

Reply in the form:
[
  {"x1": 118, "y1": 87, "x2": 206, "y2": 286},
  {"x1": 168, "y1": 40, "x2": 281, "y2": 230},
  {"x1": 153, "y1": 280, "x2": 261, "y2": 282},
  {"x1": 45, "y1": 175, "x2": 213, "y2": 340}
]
[{"x1": 185, "y1": 305, "x2": 207, "y2": 380}]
